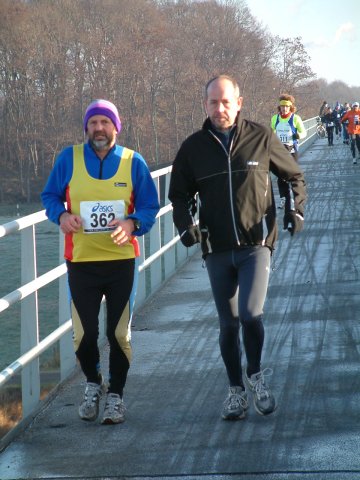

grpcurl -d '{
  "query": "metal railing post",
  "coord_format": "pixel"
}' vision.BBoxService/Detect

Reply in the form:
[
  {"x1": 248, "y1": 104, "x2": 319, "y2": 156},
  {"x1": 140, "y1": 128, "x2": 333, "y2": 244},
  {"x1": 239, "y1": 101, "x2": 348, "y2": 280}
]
[
  {"x1": 163, "y1": 172, "x2": 176, "y2": 277},
  {"x1": 20, "y1": 226, "x2": 40, "y2": 417},
  {"x1": 134, "y1": 236, "x2": 146, "y2": 306},
  {"x1": 150, "y1": 177, "x2": 162, "y2": 291},
  {"x1": 58, "y1": 234, "x2": 75, "y2": 380}
]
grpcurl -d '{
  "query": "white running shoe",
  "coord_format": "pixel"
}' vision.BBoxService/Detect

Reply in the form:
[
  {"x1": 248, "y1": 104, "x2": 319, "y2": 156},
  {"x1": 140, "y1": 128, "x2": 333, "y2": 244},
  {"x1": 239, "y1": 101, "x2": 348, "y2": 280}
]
[
  {"x1": 78, "y1": 379, "x2": 105, "y2": 421},
  {"x1": 245, "y1": 368, "x2": 276, "y2": 416},
  {"x1": 102, "y1": 393, "x2": 126, "y2": 424},
  {"x1": 221, "y1": 386, "x2": 248, "y2": 420}
]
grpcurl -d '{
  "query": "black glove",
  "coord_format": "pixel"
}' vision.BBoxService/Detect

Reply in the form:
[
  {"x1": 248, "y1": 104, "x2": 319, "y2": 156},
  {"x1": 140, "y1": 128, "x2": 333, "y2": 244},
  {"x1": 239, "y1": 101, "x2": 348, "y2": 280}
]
[
  {"x1": 283, "y1": 211, "x2": 304, "y2": 236},
  {"x1": 292, "y1": 133, "x2": 300, "y2": 141},
  {"x1": 180, "y1": 225, "x2": 201, "y2": 247}
]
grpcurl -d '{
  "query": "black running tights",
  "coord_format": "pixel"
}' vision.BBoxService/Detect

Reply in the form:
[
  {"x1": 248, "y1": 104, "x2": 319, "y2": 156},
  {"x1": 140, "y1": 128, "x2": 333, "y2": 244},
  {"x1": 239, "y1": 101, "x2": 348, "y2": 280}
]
[{"x1": 205, "y1": 247, "x2": 271, "y2": 388}]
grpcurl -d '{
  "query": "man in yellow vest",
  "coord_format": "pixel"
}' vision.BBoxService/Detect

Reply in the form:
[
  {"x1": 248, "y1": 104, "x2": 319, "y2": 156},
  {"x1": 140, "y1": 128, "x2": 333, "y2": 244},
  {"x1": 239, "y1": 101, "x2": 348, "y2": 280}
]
[{"x1": 41, "y1": 99, "x2": 159, "y2": 424}]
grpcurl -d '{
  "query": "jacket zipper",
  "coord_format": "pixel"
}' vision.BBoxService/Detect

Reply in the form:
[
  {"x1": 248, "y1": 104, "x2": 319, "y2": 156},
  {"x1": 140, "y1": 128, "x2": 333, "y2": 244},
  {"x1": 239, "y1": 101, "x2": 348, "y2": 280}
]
[{"x1": 208, "y1": 130, "x2": 241, "y2": 246}]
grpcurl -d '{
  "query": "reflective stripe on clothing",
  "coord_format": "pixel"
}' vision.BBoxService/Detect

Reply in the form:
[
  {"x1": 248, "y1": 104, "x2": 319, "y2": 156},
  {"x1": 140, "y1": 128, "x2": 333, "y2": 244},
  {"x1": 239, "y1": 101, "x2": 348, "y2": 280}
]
[{"x1": 68, "y1": 258, "x2": 135, "y2": 396}]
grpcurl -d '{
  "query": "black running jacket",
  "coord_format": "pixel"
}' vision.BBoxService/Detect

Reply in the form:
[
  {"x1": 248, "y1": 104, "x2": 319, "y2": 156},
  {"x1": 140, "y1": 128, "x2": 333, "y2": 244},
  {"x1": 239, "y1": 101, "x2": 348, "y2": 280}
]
[{"x1": 168, "y1": 114, "x2": 307, "y2": 255}]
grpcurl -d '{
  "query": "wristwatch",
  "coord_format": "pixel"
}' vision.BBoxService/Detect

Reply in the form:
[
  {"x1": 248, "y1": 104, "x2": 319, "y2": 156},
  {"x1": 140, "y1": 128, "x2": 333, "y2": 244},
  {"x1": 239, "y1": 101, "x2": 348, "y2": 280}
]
[{"x1": 132, "y1": 219, "x2": 141, "y2": 233}]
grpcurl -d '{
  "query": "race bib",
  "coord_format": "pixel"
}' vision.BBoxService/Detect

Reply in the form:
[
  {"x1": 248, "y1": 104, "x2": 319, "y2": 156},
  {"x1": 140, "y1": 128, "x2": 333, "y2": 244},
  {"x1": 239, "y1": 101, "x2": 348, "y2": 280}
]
[
  {"x1": 276, "y1": 123, "x2": 293, "y2": 145},
  {"x1": 80, "y1": 200, "x2": 125, "y2": 233}
]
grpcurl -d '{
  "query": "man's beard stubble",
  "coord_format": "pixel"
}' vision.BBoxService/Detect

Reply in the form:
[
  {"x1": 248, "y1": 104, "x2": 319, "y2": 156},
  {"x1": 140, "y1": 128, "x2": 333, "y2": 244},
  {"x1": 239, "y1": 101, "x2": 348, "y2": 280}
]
[{"x1": 90, "y1": 138, "x2": 111, "y2": 151}]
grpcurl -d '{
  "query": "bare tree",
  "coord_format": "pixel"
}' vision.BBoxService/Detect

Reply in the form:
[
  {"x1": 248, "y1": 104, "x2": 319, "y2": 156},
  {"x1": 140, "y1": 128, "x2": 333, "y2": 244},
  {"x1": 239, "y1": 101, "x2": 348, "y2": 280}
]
[
  {"x1": 0, "y1": 0, "x2": 358, "y2": 203},
  {"x1": 271, "y1": 36, "x2": 315, "y2": 93}
]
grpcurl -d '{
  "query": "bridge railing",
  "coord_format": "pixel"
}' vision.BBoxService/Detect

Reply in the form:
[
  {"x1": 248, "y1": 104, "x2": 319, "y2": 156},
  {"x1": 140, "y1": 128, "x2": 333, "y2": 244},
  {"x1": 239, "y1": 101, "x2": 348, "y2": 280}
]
[
  {"x1": 0, "y1": 165, "x2": 200, "y2": 446},
  {"x1": 299, "y1": 116, "x2": 318, "y2": 151}
]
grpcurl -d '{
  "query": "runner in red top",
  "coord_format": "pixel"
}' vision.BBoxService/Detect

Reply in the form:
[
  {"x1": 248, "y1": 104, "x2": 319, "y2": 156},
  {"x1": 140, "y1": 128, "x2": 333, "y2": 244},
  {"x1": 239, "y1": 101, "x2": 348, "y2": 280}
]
[{"x1": 341, "y1": 102, "x2": 360, "y2": 164}]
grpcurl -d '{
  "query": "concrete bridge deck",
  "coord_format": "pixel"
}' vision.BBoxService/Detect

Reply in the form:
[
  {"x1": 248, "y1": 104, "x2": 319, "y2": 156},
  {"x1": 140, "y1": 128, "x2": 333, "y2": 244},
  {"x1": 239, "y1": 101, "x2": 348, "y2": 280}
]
[{"x1": 1, "y1": 136, "x2": 360, "y2": 480}]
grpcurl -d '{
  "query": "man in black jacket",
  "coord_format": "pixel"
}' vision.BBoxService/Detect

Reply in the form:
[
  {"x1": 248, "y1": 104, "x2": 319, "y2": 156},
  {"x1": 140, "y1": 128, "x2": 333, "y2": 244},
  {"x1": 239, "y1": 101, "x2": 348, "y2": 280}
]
[{"x1": 168, "y1": 75, "x2": 306, "y2": 421}]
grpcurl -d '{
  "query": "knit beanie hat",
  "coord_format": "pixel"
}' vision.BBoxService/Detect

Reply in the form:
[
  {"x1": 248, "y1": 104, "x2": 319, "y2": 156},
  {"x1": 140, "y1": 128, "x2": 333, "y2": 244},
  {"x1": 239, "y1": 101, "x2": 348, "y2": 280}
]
[{"x1": 83, "y1": 99, "x2": 121, "y2": 133}]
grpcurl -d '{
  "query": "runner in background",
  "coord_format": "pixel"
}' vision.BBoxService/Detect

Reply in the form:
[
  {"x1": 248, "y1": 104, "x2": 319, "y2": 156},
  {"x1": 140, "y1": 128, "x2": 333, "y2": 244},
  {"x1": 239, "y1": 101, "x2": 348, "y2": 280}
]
[
  {"x1": 271, "y1": 94, "x2": 307, "y2": 210},
  {"x1": 332, "y1": 103, "x2": 342, "y2": 140},
  {"x1": 323, "y1": 106, "x2": 335, "y2": 147},
  {"x1": 341, "y1": 103, "x2": 351, "y2": 145},
  {"x1": 341, "y1": 102, "x2": 360, "y2": 165}
]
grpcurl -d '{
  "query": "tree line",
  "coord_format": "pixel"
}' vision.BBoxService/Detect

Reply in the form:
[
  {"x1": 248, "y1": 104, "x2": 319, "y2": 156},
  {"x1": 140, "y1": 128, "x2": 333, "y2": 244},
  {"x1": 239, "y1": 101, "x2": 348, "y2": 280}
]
[{"x1": 0, "y1": 0, "x2": 359, "y2": 203}]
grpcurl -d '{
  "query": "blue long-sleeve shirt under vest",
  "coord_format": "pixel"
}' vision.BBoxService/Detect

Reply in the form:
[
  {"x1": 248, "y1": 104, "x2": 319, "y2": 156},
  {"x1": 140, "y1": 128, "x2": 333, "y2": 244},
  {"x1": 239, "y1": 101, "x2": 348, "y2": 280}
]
[{"x1": 41, "y1": 142, "x2": 160, "y2": 237}]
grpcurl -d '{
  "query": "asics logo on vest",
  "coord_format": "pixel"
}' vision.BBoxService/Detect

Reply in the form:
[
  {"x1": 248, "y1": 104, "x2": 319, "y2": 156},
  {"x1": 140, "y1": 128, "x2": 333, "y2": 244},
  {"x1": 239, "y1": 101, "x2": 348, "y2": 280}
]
[{"x1": 91, "y1": 203, "x2": 114, "y2": 213}]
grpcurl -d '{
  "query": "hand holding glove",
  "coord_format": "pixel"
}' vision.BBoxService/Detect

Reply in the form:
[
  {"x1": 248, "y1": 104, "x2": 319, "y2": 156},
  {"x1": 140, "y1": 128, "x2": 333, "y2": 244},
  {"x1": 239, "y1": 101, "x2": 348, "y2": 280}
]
[
  {"x1": 283, "y1": 211, "x2": 304, "y2": 236},
  {"x1": 180, "y1": 225, "x2": 201, "y2": 247}
]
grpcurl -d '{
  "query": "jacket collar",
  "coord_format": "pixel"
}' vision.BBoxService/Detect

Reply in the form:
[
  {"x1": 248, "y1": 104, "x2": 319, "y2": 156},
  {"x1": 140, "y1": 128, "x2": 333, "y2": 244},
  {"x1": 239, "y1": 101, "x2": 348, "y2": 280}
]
[{"x1": 203, "y1": 113, "x2": 242, "y2": 151}]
